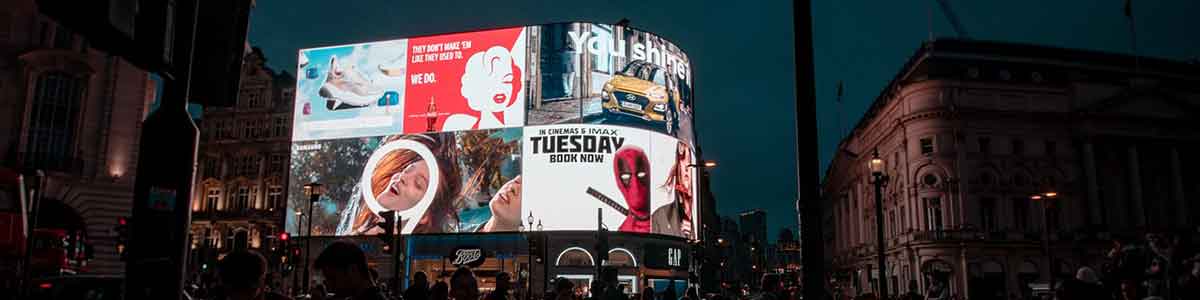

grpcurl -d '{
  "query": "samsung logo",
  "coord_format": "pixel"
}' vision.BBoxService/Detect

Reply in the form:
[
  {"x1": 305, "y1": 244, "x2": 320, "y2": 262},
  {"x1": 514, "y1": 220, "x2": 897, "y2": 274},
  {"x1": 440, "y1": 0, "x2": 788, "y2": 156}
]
[{"x1": 294, "y1": 143, "x2": 322, "y2": 151}]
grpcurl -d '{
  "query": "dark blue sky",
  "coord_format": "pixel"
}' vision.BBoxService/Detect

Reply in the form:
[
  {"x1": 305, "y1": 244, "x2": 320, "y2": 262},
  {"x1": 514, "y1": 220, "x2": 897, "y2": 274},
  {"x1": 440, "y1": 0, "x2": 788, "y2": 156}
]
[{"x1": 248, "y1": 0, "x2": 1199, "y2": 240}]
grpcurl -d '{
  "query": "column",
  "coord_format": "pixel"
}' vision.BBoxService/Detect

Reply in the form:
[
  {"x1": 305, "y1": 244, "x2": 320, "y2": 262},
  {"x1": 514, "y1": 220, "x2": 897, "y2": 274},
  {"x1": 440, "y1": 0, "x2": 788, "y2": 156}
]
[
  {"x1": 1127, "y1": 145, "x2": 1146, "y2": 226},
  {"x1": 1170, "y1": 147, "x2": 1188, "y2": 226},
  {"x1": 1082, "y1": 142, "x2": 1101, "y2": 226}
]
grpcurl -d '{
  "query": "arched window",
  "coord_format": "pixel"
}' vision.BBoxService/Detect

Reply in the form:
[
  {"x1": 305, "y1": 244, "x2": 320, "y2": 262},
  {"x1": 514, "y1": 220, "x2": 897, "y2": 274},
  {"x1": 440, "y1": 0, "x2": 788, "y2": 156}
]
[
  {"x1": 607, "y1": 248, "x2": 637, "y2": 267},
  {"x1": 25, "y1": 72, "x2": 85, "y2": 171},
  {"x1": 556, "y1": 247, "x2": 595, "y2": 267}
]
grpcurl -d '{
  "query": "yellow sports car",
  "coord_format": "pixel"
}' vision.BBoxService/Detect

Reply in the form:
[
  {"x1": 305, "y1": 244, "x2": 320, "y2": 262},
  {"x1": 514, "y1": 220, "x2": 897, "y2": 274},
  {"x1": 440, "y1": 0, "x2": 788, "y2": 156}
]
[{"x1": 601, "y1": 60, "x2": 679, "y2": 134}]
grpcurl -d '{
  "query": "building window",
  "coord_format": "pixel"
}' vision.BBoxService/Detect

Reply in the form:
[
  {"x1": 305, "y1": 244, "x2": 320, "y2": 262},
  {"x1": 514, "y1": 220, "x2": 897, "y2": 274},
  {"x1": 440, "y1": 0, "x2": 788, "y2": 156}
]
[
  {"x1": 24, "y1": 72, "x2": 85, "y2": 172},
  {"x1": 251, "y1": 185, "x2": 261, "y2": 210},
  {"x1": 53, "y1": 25, "x2": 73, "y2": 49},
  {"x1": 1012, "y1": 174, "x2": 1029, "y2": 186},
  {"x1": 212, "y1": 120, "x2": 224, "y2": 141},
  {"x1": 919, "y1": 138, "x2": 935, "y2": 155},
  {"x1": 208, "y1": 188, "x2": 222, "y2": 211},
  {"x1": 242, "y1": 121, "x2": 254, "y2": 139},
  {"x1": 889, "y1": 211, "x2": 897, "y2": 236},
  {"x1": 269, "y1": 154, "x2": 287, "y2": 174},
  {"x1": 1012, "y1": 198, "x2": 1030, "y2": 231},
  {"x1": 273, "y1": 117, "x2": 287, "y2": 137},
  {"x1": 1012, "y1": 139, "x2": 1025, "y2": 156},
  {"x1": 1045, "y1": 140, "x2": 1057, "y2": 156},
  {"x1": 267, "y1": 185, "x2": 283, "y2": 211},
  {"x1": 900, "y1": 205, "x2": 907, "y2": 232},
  {"x1": 924, "y1": 197, "x2": 943, "y2": 232},
  {"x1": 236, "y1": 186, "x2": 250, "y2": 211},
  {"x1": 202, "y1": 158, "x2": 220, "y2": 179},
  {"x1": 922, "y1": 174, "x2": 940, "y2": 187},
  {"x1": 39, "y1": 22, "x2": 50, "y2": 45},
  {"x1": 978, "y1": 137, "x2": 991, "y2": 154},
  {"x1": 979, "y1": 198, "x2": 997, "y2": 232}
]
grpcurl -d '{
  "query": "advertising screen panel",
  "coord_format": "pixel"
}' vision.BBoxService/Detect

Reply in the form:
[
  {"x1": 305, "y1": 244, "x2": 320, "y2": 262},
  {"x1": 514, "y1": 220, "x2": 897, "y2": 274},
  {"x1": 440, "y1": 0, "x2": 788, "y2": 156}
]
[{"x1": 287, "y1": 22, "x2": 696, "y2": 239}]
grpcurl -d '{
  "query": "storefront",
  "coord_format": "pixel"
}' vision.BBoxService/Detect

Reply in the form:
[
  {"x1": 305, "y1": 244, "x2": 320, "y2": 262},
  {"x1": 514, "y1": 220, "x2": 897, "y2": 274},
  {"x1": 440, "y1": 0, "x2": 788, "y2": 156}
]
[
  {"x1": 402, "y1": 233, "x2": 529, "y2": 294},
  {"x1": 543, "y1": 231, "x2": 691, "y2": 298}
]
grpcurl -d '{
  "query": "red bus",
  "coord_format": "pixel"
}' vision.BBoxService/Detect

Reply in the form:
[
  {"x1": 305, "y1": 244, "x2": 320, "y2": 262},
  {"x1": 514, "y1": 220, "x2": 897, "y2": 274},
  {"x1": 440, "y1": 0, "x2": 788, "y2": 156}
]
[{"x1": 0, "y1": 168, "x2": 89, "y2": 278}]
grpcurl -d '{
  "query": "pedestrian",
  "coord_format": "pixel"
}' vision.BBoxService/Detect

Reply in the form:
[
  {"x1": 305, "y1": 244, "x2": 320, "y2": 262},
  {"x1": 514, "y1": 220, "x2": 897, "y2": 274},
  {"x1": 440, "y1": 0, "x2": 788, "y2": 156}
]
[
  {"x1": 212, "y1": 250, "x2": 293, "y2": 300},
  {"x1": 313, "y1": 241, "x2": 392, "y2": 300},
  {"x1": 485, "y1": 272, "x2": 513, "y2": 300},
  {"x1": 311, "y1": 284, "x2": 328, "y2": 300},
  {"x1": 599, "y1": 268, "x2": 625, "y2": 300},
  {"x1": 662, "y1": 281, "x2": 677, "y2": 300},
  {"x1": 898, "y1": 280, "x2": 921, "y2": 300},
  {"x1": 589, "y1": 280, "x2": 608, "y2": 300},
  {"x1": 683, "y1": 287, "x2": 700, "y2": 300},
  {"x1": 555, "y1": 278, "x2": 577, "y2": 300},
  {"x1": 641, "y1": 285, "x2": 656, "y2": 300},
  {"x1": 431, "y1": 281, "x2": 450, "y2": 300},
  {"x1": 1177, "y1": 255, "x2": 1200, "y2": 300},
  {"x1": 449, "y1": 267, "x2": 479, "y2": 300},
  {"x1": 407, "y1": 271, "x2": 432, "y2": 300},
  {"x1": 752, "y1": 274, "x2": 782, "y2": 300}
]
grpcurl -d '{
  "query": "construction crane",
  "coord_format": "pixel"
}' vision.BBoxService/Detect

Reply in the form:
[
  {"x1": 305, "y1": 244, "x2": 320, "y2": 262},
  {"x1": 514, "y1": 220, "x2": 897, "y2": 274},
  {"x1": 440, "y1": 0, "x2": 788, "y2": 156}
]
[{"x1": 935, "y1": 0, "x2": 970, "y2": 39}]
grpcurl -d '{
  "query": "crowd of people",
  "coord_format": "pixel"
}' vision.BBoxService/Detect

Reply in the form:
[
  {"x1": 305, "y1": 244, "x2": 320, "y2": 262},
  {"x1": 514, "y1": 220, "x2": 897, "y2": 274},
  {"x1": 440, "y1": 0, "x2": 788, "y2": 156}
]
[
  {"x1": 185, "y1": 231, "x2": 1200, "y2": 300},
  {"x1": 829, "y1": 231, "x2": 1200, "y2": 300},
  {"x1": 183, "y1": 241, "x2": 710, "y2": 300}
]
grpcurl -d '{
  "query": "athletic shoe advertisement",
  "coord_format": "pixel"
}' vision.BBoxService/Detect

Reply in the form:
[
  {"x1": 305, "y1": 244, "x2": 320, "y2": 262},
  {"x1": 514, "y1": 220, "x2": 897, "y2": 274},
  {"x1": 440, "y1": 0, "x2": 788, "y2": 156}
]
[
  {"x1": 403, "y1": 27, "x2": 527, "y2": 133},
  {"x1": 520, "y1": 124, "x2": 695, "y2": 238},
  {"x1": 294, "y1": 39, "x2": 410, "y2": 141},
  {"x1": 286, "y1": 128, "x2": 523, "y2": 235}
]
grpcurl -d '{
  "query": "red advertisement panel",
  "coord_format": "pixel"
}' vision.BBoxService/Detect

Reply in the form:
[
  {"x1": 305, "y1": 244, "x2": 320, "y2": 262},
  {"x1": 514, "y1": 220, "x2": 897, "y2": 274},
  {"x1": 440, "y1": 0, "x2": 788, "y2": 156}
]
[{"x1": 403, "y1": 27, "x2": 527, "y2": 133}]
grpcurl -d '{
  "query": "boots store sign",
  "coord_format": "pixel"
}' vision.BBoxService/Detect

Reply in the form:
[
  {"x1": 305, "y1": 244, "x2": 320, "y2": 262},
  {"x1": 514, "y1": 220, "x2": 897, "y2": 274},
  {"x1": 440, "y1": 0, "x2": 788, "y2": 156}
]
[{"x1": 450, "y1": 247, "x2": 487, "y2": 267}]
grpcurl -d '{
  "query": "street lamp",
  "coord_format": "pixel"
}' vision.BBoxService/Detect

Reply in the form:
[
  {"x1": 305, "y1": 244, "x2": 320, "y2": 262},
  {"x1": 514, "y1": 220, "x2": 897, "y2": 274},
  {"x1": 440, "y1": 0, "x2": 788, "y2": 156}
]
[
  {"x1": 1032, "y1": 191, "x2": 1058, "y2": 293},
  {"x1": 301, "y1": 182, "x2": 324, "y2": 292},
  {"x1": 868, "y1": 149, "x2": 889, "y2": 300},
  {"x1": 687, "y1": 160, "x2": 718, "y2": 169}
]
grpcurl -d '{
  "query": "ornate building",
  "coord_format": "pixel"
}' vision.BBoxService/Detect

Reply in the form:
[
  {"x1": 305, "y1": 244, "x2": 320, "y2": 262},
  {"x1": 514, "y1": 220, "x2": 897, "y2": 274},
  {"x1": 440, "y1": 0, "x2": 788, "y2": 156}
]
[
  {"x1": 822, "y1": 39, "x2": 1199, "y2": 299},
  {"x1": 0, "y1": 0, "x2": 157, "y2": 275},
  {"x1": 187, "y1": 48, "x2": 294, "y2": 269}
]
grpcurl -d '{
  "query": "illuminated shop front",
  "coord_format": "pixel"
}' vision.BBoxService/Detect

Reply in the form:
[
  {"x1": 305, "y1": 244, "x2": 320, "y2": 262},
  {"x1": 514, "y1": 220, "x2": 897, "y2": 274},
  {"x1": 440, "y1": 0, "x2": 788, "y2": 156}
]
[
  {"x1": 542, "y1": 231, "x2": 690, "y2": 298},
  {"x1": 388, "y1": 231, "x2": 692, "y2": 298},
  {"x1": 402, "y1": 233, "x2": 529, "y2": 294}
]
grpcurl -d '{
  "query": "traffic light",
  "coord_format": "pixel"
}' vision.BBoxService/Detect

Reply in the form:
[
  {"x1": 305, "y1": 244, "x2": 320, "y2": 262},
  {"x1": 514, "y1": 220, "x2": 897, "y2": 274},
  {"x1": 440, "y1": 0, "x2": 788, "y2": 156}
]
[
  {"x1": 279, "y1": 232, "x2": 289, "y2": 242},
  {"x1": 114, "y1": 217, "x2": 130, "y2": 261}
]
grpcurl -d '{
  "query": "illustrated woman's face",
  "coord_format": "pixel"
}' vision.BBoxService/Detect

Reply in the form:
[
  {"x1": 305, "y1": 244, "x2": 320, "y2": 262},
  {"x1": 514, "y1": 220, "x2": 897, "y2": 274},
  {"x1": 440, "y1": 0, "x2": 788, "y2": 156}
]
[
  {"x1": 462, "y1": 46, "x2": 521, "y2": 112},
  {"x1": 377, "y1": 159, "x2": 430, "y2": 211}
]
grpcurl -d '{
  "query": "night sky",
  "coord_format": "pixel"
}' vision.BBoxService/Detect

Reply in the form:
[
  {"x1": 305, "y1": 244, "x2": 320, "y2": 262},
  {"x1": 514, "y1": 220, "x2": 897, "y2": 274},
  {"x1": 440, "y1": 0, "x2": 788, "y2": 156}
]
[{"x1": 248, "y1": 0, "x2": 1200, "y2": 240}]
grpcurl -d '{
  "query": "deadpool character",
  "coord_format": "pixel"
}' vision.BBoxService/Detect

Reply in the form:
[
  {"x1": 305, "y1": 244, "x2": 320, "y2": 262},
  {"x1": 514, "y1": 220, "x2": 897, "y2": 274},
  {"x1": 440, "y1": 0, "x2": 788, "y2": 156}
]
[{"x1": 613, "y1": 145, "x2": 651, "y2": 232}]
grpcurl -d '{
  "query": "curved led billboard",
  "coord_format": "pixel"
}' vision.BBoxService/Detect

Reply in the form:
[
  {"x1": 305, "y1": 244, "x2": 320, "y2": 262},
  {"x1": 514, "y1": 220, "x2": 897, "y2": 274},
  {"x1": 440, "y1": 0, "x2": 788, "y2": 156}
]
[{"x1": 287, "y1": 22, "x2": 696, "y2": 239}]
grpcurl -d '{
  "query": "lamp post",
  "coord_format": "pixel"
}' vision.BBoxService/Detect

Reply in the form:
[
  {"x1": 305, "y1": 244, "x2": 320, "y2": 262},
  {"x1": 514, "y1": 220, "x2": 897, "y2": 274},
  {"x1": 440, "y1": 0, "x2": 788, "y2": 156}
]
[
  {"x1": 868, "y1": 149, "x2": 889, "y2": 300},
  {"x1": 1031, "y1": 191, "x2": 1057, "y2": 294},
  {"x1": 302, "y1": 182, "x2": 324, "y2": 293}
]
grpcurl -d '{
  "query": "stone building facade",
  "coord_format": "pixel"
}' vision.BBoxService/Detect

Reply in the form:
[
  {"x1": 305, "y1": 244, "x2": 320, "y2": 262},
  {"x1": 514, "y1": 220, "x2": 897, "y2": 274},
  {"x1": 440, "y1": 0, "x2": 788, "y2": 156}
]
[
  {"x1": 822, "y1": 39, "x2": 1200, "y2": 299},
  {"x1": 187, "y1": 48, "x2": 294, "y2": 270},
  {"x1": 0, "y1": 0, "x2": 157, "y2": 275}
]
